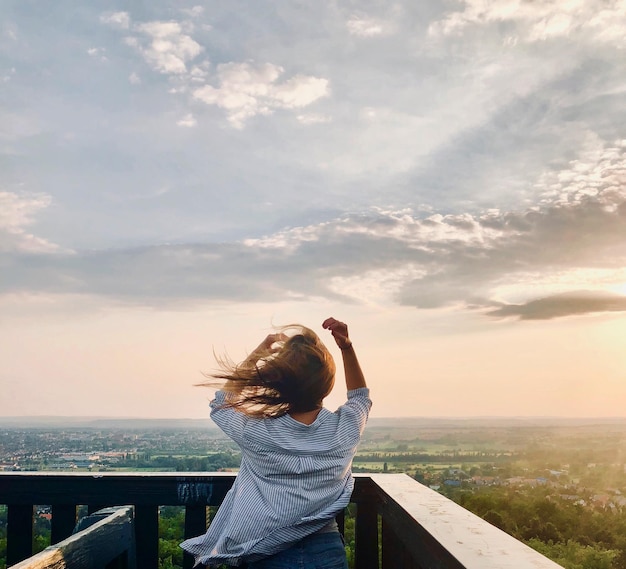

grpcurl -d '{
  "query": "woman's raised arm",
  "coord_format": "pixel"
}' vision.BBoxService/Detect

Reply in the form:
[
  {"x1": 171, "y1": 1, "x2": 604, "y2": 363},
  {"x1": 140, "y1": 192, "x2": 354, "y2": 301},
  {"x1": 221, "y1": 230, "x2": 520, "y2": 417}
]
[{"x1": 322, "y1": 317, "x2": 367, "y2": 391}]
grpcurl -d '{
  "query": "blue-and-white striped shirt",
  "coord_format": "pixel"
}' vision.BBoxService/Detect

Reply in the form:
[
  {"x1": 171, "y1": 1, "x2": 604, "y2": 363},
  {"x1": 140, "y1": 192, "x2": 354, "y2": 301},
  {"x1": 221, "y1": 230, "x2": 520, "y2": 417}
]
[{"x1": 180, "y1": 387, "x2": 371, "y2": 567}]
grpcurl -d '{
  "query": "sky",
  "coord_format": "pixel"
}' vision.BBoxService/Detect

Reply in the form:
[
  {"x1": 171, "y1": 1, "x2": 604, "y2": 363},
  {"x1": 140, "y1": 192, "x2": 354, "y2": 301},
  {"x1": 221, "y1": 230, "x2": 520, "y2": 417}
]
[{"x1": 2, "y1": 0, "x2": 626, "y2": 419}]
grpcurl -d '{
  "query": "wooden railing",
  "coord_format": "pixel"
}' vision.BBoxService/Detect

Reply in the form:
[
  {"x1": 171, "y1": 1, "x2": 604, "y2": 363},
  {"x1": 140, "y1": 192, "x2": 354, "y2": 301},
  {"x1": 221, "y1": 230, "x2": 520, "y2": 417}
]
[
  {"x1": 10, "y1": 506, "x2": 134, "y2": 569},
  {"x1": 0, "y1": 472, "x2": 563, "y2": 569}
]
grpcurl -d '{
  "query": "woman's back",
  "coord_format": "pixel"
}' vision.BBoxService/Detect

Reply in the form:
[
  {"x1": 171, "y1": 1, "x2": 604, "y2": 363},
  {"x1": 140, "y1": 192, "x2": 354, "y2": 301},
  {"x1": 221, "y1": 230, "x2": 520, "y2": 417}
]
[{"x1": 180, "y1": 318, "x2": 370, "y2": 568}]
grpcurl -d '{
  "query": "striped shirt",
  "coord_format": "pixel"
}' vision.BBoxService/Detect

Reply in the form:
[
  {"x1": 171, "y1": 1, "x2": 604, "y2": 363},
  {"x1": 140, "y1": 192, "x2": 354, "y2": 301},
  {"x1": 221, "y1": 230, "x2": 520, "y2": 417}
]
[{"x1": 180, "y1": 387, "x2": 371, "y2": 567}]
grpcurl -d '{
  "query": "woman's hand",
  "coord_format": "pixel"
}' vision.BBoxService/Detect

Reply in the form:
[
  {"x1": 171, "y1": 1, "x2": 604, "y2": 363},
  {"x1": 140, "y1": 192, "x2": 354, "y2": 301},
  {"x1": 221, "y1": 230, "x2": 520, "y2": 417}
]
[
  {"x1": 323, "y1": 317, "x2": 366, "y2": 389},
  {"x1": 322, "y1": 317, "x2": 352, "y2": 350},
  {"x1": 243, "y1": 333, "x2": 286, "y2": 366},
  {"x1": 257, "y1": 333, "x2": 286, "y2": 352}
]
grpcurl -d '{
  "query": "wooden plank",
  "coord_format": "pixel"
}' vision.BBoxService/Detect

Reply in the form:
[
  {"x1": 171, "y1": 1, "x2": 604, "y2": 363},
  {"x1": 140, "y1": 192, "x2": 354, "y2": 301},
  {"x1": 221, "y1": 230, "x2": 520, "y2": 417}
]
[
  {"x1": 51, "y1": 504, "x2": 77, "y2": 544},
  {"x1": 7, "y1": 504, "x2": 33, "y2": 566},
  {"x1": 368, "y1": 474, "x2": 564, "y2": 569},
  {"x1": 381, "y1": 517, "x2": 396, "y2": 569},
  {"x1": 355, "y1": 500, "x2": 378, "y2": 569},
  {"x1": 0, "y1": 473, "x2": 234, "y2": 507},
  {"x1": 382, "y1": 518, "x2": 419, "y2": 569},
  {"x1": 183, "y1": 505, "x2": 207, "y2": 569},
  {"x1": 184, "y1": 504, "x2": 207, "y2": 538},
  {"x1": 10, "y1": 506, "x2": 134, "y2": 569},
  {"x1": 135, "y1": 505, "x2": 159, "y2": 569}
]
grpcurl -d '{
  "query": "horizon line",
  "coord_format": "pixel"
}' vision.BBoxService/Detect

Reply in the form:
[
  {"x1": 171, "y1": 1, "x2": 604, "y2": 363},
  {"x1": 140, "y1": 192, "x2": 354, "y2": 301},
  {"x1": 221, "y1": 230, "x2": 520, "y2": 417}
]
[{"x1": 1, "y1": 414, "x2": 626, "y2": 421}]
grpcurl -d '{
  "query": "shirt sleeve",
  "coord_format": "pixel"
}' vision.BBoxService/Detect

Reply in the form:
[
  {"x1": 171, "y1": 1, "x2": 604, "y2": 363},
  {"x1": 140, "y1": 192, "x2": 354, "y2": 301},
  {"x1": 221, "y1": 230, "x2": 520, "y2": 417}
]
[
  {"x1": 336, "y1": 387, "x2": 372, "y2": 446},
  {"x1": 210, "y1": 390, "x2": 248, "y2": 446}
]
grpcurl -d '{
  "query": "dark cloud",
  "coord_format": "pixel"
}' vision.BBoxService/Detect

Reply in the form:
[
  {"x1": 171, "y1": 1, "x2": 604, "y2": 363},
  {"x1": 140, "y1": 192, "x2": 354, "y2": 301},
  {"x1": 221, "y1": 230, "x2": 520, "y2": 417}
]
[
  {"x1": 4, "y1": 187, "x2": 626, "y2": 322},
  {"x1": 487, "y1": 291, "x2": 626, "y2": 320},
  {"x1": 0, "y1": 232, "x2": 414, "y2": 304},
  {"x1": 396, "y1": 195, "x2": 626, "y2": 312}
]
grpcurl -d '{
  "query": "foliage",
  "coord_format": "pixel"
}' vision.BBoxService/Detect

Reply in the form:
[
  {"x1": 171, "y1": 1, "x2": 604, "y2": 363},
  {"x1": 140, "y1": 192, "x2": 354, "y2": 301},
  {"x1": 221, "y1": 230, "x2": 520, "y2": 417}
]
[
  {"x1": 443, "y1": 485, "x2": 626, "y2": 569},
  {"x1": 0, "y1": 505, "x2": 5, "y2": 569},
  {"x1": 32, "y1": 513, "x2": 50, "y2": 553},
  {"x1": 118, "y1": 452, "x2": 240, "y2": 471},
  {"x1": 527, "y1": 539, "x2": 619, "y2": 569},
  {"x1": 159, "y1": 507, "x2": 185, "y2": 568}
]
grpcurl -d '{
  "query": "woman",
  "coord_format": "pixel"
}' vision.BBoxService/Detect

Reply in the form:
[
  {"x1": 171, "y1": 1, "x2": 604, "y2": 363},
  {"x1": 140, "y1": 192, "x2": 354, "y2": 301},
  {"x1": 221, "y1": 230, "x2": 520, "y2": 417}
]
[{"x1": 180, "y1": 317, "x2": 371, "y2": 568}]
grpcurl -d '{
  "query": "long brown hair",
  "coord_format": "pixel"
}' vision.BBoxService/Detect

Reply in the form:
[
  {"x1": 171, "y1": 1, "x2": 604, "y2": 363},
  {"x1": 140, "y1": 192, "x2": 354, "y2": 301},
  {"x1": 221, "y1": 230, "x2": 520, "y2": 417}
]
[{"x1": 200, "y1": 325, "x2": 336, "y2": 418}]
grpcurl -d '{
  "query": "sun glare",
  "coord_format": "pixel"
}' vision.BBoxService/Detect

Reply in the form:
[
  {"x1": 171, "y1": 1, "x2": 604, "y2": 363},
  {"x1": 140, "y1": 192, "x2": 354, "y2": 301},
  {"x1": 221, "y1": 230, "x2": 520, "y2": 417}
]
[{"x1": 613, "y1": 283, "x2": 626, "y2": 296}]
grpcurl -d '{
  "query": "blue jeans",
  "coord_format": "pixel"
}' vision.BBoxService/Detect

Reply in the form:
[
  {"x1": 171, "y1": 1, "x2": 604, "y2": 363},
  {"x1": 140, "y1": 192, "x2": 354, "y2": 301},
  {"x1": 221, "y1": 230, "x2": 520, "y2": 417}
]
[{"x1": 247, "y1": 532, "x2": 348, "y2": 569}]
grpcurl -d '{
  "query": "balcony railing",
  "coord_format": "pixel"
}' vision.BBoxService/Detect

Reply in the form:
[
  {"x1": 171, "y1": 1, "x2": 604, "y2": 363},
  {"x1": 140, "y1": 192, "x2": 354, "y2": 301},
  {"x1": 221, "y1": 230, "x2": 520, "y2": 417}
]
[
  {"x1": 0, "y1": 472, "x2": 563, "y2": 569},
  {"x1": 9, "y1": 505, "x2": 134, "y2": 569}
]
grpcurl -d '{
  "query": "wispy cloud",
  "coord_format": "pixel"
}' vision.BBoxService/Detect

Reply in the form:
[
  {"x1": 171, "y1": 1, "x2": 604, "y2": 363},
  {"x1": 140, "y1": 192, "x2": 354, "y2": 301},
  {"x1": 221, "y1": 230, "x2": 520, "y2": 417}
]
[
  {"x1": 296, "y1": 113, "x2": 332, "y2": 125},
  {"x1": 4, "y1": 141, "x2": 626, "y2": 319},
  {"x1": 429, "y1": 0, "x2": 626, "y2": 46},
  {"x1": 181, "y1": 6, "x2": 205, "y2": 19},
  {"x1": 193, "y1": 62, "x2": 329, "y2": 128},
  {"x1": 176, "y1": 113, "x2": 197, "y2": 128},
  {"x1": 0, "y1": 192, "x2": 59, "y2": 253},
  {"x1": 487, "y1": 291, "x2": 626, "y2": 320},
  {"x1": 100, "y1": 11, "x2": 330, "y2": 128},
  {"x1": 86, "y1": 47, "x2": 108, "y2": 63},
  {"x1": 128, "y1": 21, "x2": 203, "y2": 75},
  {"x1": 346, "y1": 15, "x2": 387, "y2": 37},
  {"x1": 99, "y1": 11, "x2": 130, "y2": 30}
]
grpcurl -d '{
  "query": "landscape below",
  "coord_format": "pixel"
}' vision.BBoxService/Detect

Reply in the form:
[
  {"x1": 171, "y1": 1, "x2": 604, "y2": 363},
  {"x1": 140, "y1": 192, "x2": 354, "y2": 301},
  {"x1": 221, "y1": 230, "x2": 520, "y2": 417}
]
[{"x1": 1, "y1": 417, "x2": 625, "y2": 569}]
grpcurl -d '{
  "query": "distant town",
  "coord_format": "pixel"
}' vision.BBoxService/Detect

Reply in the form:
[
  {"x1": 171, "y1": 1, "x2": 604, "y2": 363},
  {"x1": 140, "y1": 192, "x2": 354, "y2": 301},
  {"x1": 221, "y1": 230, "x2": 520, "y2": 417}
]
[
  {"x1": 2, "y1": 416, "x2": 625, "y2": 500},
  {"x1": 0, "y1": 418, "x2": 235, "y2": 472}
]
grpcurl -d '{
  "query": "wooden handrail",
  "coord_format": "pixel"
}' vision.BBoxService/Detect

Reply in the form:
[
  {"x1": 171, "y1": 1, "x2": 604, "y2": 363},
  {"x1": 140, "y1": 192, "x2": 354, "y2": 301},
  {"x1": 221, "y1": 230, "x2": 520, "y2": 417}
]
[
  {"x1": 359, "y1": 474, "x2": 564, "y2": 569},
  {"x1": 0, "y1": 472, "x2": 564, "y2": 569},
  {"x1": 10, "y1": 506, "x2": 134, "y2": 569}
]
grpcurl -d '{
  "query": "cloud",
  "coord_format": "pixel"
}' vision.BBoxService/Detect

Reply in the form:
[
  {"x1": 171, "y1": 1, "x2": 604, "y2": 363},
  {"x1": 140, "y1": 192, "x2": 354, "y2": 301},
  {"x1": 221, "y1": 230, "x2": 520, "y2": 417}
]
[
  {"x1": 2, "y1": 119, "x2": 626, "y2": 320},
  {"x1": 429, "y1": 0, "x2": 626, "y2": 46},
  {"x1": 87, "y1": 47, "x2": 108, "y2": 63},
  {"x1": 296, "y1": 114, "x2": 331, "y2": 125},
  {"x1": 487, "y1": 291, "x2": 626, "y2": 320},
  {"x1": 100, "y1": 11, "x2": 130, "y2": 30},
  {"x1": 346, "y1": 16, "x2": 387, "y2": 37},
  {"x1": 131, "y1": 21, "x2": 203, "y2": 75},
  {"x1": 537, "y1": 136, "x2": 626, "y2": 208},
  {"x1": 177, "y1": 113, "x2": 197, "y2": 127},
  {"x1": 193, "y1": 62, "x2": 329, "y2": 128},
  {"x1": 3, "y1": 135, "x2": 626, "y2": 319},
  {"x1": 101, "y1": 13, "x2": 329, "y2": 128},
  {"x1": 102, "y1": 13, "x2": 203, "y2": 75},
  {"x1": 4, "y1": 177, "x2": 626, "y2": 318},
  {"x1": 2, "y1": 67, "x2": 16, "y2": 83},
  {"x1": 181, "y1": 6, "x2": 205, "y2": 18},
  {"x1": 5, "y1": 5, "x2": 626, "y2": 322},
  {"x1": 0, "y1": 192, "x2": 59, "y2": 253}
]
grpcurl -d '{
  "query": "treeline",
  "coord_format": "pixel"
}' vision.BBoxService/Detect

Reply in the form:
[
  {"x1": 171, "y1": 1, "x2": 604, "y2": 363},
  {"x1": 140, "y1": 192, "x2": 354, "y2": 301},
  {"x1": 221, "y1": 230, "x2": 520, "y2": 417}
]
[
  {"x1": 116, "y1": 452, "x2": 240, "y2": 471},
  {"x1": 444, "y1": 485, "x2": 626, "y2": 569},
  {"x1": 355, "y1": 451, "x2": 514, "y2": 463}
]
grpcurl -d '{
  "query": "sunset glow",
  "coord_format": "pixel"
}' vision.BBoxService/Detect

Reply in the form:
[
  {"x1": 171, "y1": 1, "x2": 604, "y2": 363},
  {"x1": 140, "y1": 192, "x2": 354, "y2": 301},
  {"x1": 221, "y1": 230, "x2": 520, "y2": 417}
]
[{"x1": 2, "y1": 1, "x2": 626, "y2": 419}]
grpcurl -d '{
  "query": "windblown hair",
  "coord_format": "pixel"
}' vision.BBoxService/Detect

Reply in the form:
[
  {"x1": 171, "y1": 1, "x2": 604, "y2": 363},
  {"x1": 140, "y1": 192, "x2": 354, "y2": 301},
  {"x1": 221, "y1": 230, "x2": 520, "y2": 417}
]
[{"x1": 201, "y1": 325, "x2": 336, "y2": 418}]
